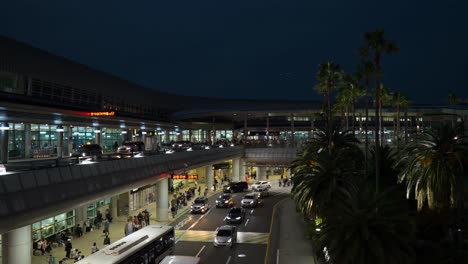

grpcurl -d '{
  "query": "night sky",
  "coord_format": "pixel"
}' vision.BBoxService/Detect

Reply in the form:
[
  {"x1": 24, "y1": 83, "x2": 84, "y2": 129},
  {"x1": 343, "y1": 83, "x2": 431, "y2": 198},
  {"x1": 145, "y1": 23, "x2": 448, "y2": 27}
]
[{"x1": 1, "y1": 1, "x2": 467, "y2": 104}]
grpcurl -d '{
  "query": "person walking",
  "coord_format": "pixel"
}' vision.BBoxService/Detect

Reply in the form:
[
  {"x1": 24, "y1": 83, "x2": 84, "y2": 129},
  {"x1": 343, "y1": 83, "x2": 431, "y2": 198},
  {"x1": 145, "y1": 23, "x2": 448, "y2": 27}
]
[
  {"x1": 198, "y1": 186, "x2": 201, "y2": 196},
  {"x1": 171, "y1": 206, "x2": 176, "y2": 218},
  {"x1": 103, "y1": 219, "x2": 110, "y2": 236},
  {"x1": 103, "y1": 235, "x2": 111, "y2": 246},
  {"x1": 204, "y1": 187, "x2": 208, "y2": 197},
  {"x1": 64, "y1": 239, "x2": 72, "y2": 259}
]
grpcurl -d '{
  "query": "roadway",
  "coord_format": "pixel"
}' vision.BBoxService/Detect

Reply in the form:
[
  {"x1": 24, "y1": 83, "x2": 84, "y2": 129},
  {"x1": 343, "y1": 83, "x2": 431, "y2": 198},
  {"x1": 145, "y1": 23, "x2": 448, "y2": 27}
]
[{"x1": 170, "y1": 185, "x2": 290, "y2": 264}]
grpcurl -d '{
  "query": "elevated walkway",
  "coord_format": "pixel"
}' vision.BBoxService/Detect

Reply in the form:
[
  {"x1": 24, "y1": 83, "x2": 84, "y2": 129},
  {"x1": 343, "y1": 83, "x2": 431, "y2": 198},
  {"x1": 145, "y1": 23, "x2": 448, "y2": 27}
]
[{"x1": 0, "y1": 147, "x2": 243, "y2": 234}]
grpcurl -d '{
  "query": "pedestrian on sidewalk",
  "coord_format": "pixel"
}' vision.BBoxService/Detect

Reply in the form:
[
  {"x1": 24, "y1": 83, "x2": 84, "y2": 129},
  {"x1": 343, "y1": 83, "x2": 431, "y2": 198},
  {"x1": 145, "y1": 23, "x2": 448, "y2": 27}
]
[
  {"x1": 278, "y1": 179, "x2": 282, "y2": 187},
  {"x1": 204, "y1": 187, "x2": 208, "y2": 197},
  {"x1": 194, "y1": 180, "x2": 198, "y2": 188},
  {"x1": 171, "y1": 206, "x2": 176, "y2": 218},
  {"x1": 103, "y1": 219, "x2": 110, "y2": 236},
  {"x1": 103, "y1": 235, "x2": 111, "y2": 246},
  {"x1": 198, "y1": 186, "x2": 201, "y2": 196},
  {"x1": 64, "y1": 239, "x2": 72, "y2": 259},
  {"x1": 91, "y1": 242, "x2": 99, "y2": 253}
]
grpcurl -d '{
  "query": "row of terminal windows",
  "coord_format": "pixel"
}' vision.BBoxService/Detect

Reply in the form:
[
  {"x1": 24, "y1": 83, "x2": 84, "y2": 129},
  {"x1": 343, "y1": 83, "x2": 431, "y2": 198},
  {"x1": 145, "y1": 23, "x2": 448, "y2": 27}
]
[{"x1": 0, "y1": 71, "x2": 170, "y2": 121}]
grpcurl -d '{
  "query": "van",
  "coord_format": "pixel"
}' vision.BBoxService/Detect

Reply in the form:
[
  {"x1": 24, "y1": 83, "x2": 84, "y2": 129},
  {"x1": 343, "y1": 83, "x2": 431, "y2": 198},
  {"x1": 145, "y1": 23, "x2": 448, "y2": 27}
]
[
  {"x1": 160, "y1": 255, "x2": 200, "y2": 264},
  {"x1": 223, "y1": 181, "x2": 248, "y2": 193}
]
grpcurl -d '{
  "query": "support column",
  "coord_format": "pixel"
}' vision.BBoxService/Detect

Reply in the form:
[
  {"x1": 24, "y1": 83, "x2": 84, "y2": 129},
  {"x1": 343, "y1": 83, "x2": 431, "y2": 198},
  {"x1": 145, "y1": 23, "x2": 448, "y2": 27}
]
[
  {"x1": 57, "y1": 127, "x2": 64, "y2": 158},
  {"x1": 239, "y1": 159, "x2": 246, "y2": 182},
  {"x1": 165, "y1": 130, "x2": 170, "y2": 144},
  {"x1": 1, "y1": 225, "x2": 32, "y2": 264},
  {"x1": 232, "y1": 158, "x2": 240, "y2": 182},
  {"x1": 257, "y1": 166, "x2": 266, "y2": 181},
  {"x1": 75, "y1": 205, "x2": 88, "y2": 226},
  {"x1": 111, "y1": 195, "x2": 118, "y2": 218},
  {"x1": 68, "y1": 126, "x2": 74, "y2": 155},
  {"x1": 206, "y1": 165, "x2": 214, "y2": 192},
  {"x1": 157, "y1": 179, "x2": 169, "y2": 222},
  {"x1": 0, "y1": 123, "x2": 10, "y2": 164},
  {"x1": 24, "y1": 123, "x2": 32, "y2": 159},
  {"x1": 286, "y1": 168, "x2": 291, "y2": 179},
  {"x1": 95, "y1": 128, "x2": 101, "y2": 145}
]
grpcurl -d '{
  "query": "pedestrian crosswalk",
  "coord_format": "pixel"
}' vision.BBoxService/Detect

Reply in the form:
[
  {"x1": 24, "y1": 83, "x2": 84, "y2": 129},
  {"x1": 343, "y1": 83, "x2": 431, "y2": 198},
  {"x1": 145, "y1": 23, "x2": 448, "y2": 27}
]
[{"x1": 175, "y1": 230, "x2": 269, "y2": 244}]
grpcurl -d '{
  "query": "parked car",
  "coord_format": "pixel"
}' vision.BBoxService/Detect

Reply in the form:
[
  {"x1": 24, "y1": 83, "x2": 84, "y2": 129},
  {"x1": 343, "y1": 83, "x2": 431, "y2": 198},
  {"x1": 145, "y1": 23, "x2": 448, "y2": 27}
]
[
  {"x1": 223, "y1": 181, "x2": 248, "y2": 193},
  {"x1": 216, "y1": 194, "x2": 234, "y2": 208},
  {"x1": 171, "y1": 141, "x2": 192, "y2": 152},
  {"x1": 241, "y1": 193, "x2": 259, "y2": 208},
  {"x1": 116, "y1": 141, "x2": 145, "y2": 156},
  {"x1": 251, "y1": 181, "x2": 271, "y2": 190},
  {"x1": 253, "y1": 186, "x2": 270, "y2": 198},
  {"x1": 190, "y1": 197, "x2": 210, "y2": 214},
  {"x1": 69, "y1": 144, "x2": 103, "y2": 158},
  {"x1": 224, "y1": 207, "x2": 246, "y2": 224},
  {"x1": 213, "y1": 225, "x2": 237, "y2": 248}
]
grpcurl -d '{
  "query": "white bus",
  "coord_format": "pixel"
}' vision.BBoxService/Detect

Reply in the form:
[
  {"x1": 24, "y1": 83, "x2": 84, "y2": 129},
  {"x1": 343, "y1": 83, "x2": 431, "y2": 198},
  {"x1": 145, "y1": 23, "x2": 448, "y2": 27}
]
[{"x1": 75, "y1": 225, "x2": 175, "y2": 264}]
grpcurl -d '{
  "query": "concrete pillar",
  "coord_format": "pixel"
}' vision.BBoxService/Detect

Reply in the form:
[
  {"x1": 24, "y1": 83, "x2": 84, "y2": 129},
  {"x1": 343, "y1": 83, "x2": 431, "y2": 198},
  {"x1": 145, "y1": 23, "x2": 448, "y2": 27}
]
[
  {"x1": 243, "y1": 115, "x2": 248, "y2": 142},
  {"x1": 95, "y1": 128, "x2": 101, "y2": 145},
  {"x1": 0, "y1": 123, "x2": 10, "y2": 164},
  {"x1": 232, "y1": 158, "x2": 240, "y2": 182},
  {"x1": 239, "y1": 159, "x2": 246, "y2": 182},
  {"x1": 111, "y1": 195, "x2": 118, "y2": 218},
  {"x1": 157, "y1": 179, "x2": 169, "y2": 222},
  {"x1": 24, "y1": 123, "x2": 32, "y2": 159},
  {"x1": 165, "y1": 130, "x2": 170, "y2": 144},
  {"x1": 257, "y1": 166, "x2": 266, "y2": 181},
  {"x1": 1, "y1": 225, "x2": 32, "y2": 264},
  {"x1": 75, "y1": 205, "x2": 88, "y2": 225},
  {"x1": 57, "y1": 127, "x2": 64, "y2": 158},
  {"x1": 68, "y1": 126, "x2": 74, "y2": 154},
  {"x1": 286, "y1": 168, "x2": 291, "y2": 179},
  {"x1": 206, "y1": 165, "x2": 214, "y2": 191}
]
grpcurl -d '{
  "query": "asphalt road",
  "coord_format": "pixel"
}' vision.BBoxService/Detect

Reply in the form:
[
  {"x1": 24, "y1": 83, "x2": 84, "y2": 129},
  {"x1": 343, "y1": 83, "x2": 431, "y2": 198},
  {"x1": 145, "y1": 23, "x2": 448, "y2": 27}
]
[{"x1": 169, "y1": 188, "x2": 289, "y2": 264}]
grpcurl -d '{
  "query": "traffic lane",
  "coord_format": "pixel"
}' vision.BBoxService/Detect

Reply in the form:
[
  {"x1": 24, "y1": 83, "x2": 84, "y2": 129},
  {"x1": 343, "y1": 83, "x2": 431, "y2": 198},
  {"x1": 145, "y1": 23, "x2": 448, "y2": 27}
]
[
  {"x1": 174, "y1": 241, "x2": 266, "y2": 264},
  {"x1": 170, "y1": 192, "x2": 223, "y2": 230},
  {"x1": 190, "y1": 192, "x2": 289, "y2": 233}
]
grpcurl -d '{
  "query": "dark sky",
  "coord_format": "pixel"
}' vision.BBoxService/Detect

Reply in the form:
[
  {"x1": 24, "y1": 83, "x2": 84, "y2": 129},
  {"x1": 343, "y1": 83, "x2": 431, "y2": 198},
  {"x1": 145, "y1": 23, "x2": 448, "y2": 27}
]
[{"x1": 1, "y1": 0, "x2": 467, "y2": 103}]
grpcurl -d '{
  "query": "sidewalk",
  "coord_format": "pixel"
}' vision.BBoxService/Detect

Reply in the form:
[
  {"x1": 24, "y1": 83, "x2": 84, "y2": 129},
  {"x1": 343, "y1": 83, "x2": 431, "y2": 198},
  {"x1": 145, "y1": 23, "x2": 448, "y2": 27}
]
[{"x1": 31, "y1": 182, "x2": 218, "y2": 264}]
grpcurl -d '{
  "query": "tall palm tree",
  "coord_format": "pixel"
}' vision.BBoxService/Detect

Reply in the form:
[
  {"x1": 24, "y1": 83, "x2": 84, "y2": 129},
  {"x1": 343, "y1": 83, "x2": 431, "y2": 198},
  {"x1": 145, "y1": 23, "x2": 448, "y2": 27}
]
[
  {"x1": 396, "y1": 124, "x2": 467, "y2": 211},
  {"x1": 378, "y1": 84, "x2": 393, "y2": 143},
  {"x1": 361, "y1": 29, "x2": 399, "y2": 195},
  {"x1": 355, "y1": 61, "x2": 377, "y2": 173},
  {"x1": 333, "y1": 92, "x2": 352, "y2": 130},
  {"x1": 315, "y1": 183, "x2": 415, "y2": 264},
  {"x1": 339, "y1": 75, "x2": 365, "y2": 133},
  {"x1": 392, "y1": 92, "x2": 411, "y2": 151},
  {"x1": 314, "y1": 62, "x2": 344, "y2": 151}
]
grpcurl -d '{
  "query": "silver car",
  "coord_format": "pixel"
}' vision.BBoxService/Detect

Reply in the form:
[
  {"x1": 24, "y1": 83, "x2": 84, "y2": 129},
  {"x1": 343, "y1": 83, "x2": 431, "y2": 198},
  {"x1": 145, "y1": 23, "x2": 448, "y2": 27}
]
[
  {"x1": 241, "y1": 193, "x2": 259, "y2": 208},
  {"x1": 253, "y1": 187, "x2": 270, "y2": 198},
  {"x1": 190, "y1": 197, "x2": 210, "y2": 214},
  {"x1": 214, "y1": 225, "x2": 237, "y2": 248}
]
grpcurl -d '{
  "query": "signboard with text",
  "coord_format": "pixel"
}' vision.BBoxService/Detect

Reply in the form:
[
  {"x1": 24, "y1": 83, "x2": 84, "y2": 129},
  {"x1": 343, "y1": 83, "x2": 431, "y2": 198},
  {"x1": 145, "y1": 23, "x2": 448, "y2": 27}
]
[{"x1": 171, "y1": 174, "x2": 198, "y2": 180}]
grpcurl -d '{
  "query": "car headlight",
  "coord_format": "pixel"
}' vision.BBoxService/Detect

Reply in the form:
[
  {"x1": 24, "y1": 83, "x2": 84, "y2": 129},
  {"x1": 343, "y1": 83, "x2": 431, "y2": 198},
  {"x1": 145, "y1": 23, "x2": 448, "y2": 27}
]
[
  {"x1": 69, "y1": 153, "x2": 72, "y2": 157},
  {"x1": 228, "y1": 238, "x2": 232, "y2": 243},
  {"x1": 226, "y1": 216, "x2": 231, "y2": 219},
  {"x1": 190, "y1": 206, "x2": 193, "y2": 209},
  {"x1": 235, "y1": 217, "x2": 241, "y2": 220},
  {"x1": 224, "y1": 201, "x2": 228, "y2": 203},
  {"x1": 82, "y1": 153, "x2": 86, "y2": 157}
]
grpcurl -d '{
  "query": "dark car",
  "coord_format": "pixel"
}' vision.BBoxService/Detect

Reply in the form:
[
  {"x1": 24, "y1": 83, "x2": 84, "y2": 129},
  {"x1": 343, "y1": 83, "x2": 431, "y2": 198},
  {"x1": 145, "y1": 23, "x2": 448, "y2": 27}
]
[
  {"x1": 216, "y1": 194, "x2": 234, "y2": 208},
  {"x1": 223, "y1": 181, "x2": 248, "y2": 193},
  {"x1": 224, "y1": 207, "x2": 246, "y2": 224},
  {"x1": 69, "y1": 144, "x2": 103, "y2": 158},
  {"x1": 190, "y1": 197, "x2": 210, "y2": 214},
  {"x1": 171, "y1": 140, "x2": 192, "y2": 152}
]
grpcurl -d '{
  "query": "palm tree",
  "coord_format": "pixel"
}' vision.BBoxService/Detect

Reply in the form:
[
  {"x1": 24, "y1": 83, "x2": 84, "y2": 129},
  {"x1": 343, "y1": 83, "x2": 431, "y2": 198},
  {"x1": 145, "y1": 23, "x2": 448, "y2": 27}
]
[
  {"x1": 397, "y1": 124, "x2": 467, "y2": 211},
  {"x1": 339, "y1": 75, "x2": 365, "y2": 133},
  {"x1": 361, "y1": 29, "x2": 399, "y2": 195},
  {"x1": 290, "y1": 127, "x2": 363, "y2": 219},
  {"x1": 355, "y1": 61, "x2": 377, "y2": 173},
  {"x1": 314, "y1": 62, "x2": 344, "y2": 151},
  {"x1": 333, "y1": 92, "x2": 352, "y2": 130},
  {"x1": 315, "y1": 183, "x2": 415, "y2": 264},
  {"x1": 392, "y1": 92, "x2": 411, "y2": 151},
  {"x1": 378, "y1": 84, "x2": 393, "y2": 143}
]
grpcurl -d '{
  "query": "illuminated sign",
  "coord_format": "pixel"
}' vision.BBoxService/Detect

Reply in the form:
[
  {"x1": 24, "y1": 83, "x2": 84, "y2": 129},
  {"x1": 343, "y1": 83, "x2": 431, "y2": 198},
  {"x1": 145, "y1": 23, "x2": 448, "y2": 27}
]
[
  {"x1": 171, "y1": 174, "x2": 198, "y2": 180},
  {"x1": 88, "y1": 111, "x2": 115, "y2": 117}
]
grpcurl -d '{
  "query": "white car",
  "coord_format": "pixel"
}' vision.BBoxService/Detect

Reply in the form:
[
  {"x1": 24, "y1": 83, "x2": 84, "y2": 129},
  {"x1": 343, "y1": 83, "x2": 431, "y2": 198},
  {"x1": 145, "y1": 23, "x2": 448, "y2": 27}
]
[
  {"x1": 241, "y1": 193, "x2": 259, "y2": 208},
  {"x1": 251, "y1": 181, "x2": 271, "y2": 190}
]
